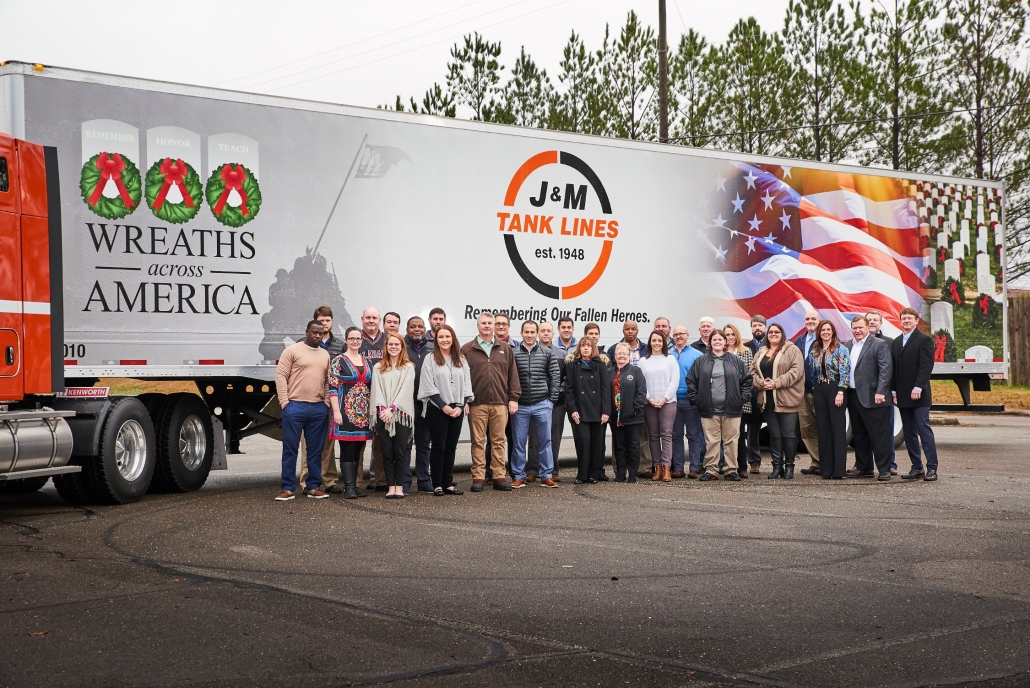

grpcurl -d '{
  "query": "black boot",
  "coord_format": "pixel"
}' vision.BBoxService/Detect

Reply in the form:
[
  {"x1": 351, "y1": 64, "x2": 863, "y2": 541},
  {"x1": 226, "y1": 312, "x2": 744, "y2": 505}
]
[
  {"x1": 767, "y1": 438, "x2": 784, "y2": 479},
  {"x1": 340, "y1": 462, "x2": 367, "y2": 499},
  {"x1": 783, "y1": 438, "x2": 797, "y2": 479}
]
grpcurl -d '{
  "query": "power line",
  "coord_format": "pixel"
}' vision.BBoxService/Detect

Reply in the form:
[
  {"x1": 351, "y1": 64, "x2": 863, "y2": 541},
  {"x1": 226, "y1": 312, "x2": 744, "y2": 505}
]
[
  {"x1": 213, "y1": 0, "x2": 494, "y2": 86},
  {"x1": 248, "y1": 0, "x2": 541, "y2": 92},
  {"x1": 266, "y1": 0, "x2": 573, "y2": 94},
  {"x1": 663, "y1": 98, "x2": 1030, "y2": 143}
]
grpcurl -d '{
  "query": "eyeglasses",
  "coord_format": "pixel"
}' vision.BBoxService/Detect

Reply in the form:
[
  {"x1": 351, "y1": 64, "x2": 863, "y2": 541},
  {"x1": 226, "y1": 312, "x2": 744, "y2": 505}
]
[{"x1": 346, "y1": 336, "x2": 362, "y2": 341}]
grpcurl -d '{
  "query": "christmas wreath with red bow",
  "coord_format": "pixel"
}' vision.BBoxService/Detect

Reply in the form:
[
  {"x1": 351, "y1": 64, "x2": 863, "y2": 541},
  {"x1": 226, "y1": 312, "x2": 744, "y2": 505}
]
[
  {"x1": 971, "y1": 293, "x2": 1000, "y2": 330},
  {"x1": 932, "y1": 329, "x2": 956, "y2": 363},
  {"x1": 144, "y1": 158, "x2": 203, "y2": 224},
  {"x1": 79, "y1": 152, "x2": 142, "y2": 219},
  {"x1": 205, "y1": 163, "x2": 261, "y2": 227},
  {"x1": 941, "y1": 277, "x2": 963, "y2": 305}
]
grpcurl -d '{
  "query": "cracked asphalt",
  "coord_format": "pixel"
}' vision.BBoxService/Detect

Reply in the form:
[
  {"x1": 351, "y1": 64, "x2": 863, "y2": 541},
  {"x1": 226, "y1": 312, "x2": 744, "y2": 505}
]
[{"x1": 2, "y1": 414, "x2": 1029, "y2": 688}]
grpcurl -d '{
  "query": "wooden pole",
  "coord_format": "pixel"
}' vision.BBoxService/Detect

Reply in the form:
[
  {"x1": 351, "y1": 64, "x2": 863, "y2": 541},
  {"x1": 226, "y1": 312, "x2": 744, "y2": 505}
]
[{"x1": 658, "y1": 0, "x2": 669, "y2": 143}]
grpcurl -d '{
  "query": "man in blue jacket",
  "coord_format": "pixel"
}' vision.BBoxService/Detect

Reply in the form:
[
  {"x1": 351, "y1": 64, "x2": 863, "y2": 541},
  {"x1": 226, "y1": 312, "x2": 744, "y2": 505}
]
[{"x1": 671, "y1": 325, "x2": 704, "y2": 478}]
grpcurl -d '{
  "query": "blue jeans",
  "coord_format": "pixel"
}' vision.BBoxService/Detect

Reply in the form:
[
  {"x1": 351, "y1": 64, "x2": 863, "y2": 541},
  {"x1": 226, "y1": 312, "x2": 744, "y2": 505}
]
[
  {"x1": 672, "y1": 398, "x2": 703, "y2": 473},
  {"x1": 511, "y1": 400, "x2": 554, "y2": 481},
  {"x1": 281, "y1": 401, "x2": 329, "y2": 492},
  {"x1": 900, "y1": 406, "x2": 938, "y2": 471}
]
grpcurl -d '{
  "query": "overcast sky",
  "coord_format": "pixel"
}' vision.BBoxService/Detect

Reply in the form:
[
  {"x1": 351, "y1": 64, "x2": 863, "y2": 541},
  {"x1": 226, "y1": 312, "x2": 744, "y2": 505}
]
[{"x1": 1, "y1": 0, "x2": 790, "y2": 110}]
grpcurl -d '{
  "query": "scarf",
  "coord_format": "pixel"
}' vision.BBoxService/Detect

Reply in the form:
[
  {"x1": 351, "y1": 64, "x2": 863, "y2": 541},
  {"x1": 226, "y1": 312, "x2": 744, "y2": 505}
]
[{"x1": 370, "y1": 362, "x2": 415, "y2": 436}]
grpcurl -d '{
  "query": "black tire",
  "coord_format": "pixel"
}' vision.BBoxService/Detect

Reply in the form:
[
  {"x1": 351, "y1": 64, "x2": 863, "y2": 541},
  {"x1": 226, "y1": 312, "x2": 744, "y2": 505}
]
[
  {"x1": 53, "y1": 468, "x2": 96, "y2": 505},
  {"x1": 150, "y1": 393, "x2": 213, "y2": 493},
  {"x1": 137, "y1": 393, "x2": 171, "y2": 419},
  {"x1": 81, "y1": 397, "x2": 156, "y2": 505},
  {"x1": 0, "y1": 476, "x2": 49, "y2": 496}
]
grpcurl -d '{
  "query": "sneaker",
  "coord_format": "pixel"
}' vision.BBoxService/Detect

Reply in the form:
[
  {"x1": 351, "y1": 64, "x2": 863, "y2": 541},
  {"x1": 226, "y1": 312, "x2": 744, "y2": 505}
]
[
  {"x1": 698, "y1": 473, "x2": 719, "y2": 482},
  {"x1": 304, "y1": 488, "x2": 329, "y2": 499},
  {"x1": 541, "y1": 478, "x2": 558, "y2": 488},
  {"x1": 470, "y1": 480, "x2": 485, "y2": 493},
  {"x1": 326, "y1": 485, "x2": 343, "y2": 494},
  {"x1": 511, "y1": 480, "x2": 526, "y2": 489},
  {"x1": 274, "y1": 490, "x2": 295, "y2": 501},
  {"x1": 493, "y1": 480, "x2": 513, "y2": 491}
]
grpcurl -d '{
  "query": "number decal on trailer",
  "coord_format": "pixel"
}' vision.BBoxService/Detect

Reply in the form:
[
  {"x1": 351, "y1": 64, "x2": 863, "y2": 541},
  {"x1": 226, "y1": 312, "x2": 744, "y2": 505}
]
[{"x1": 63, "y1": 344, "x2": 86, "y2": 358}]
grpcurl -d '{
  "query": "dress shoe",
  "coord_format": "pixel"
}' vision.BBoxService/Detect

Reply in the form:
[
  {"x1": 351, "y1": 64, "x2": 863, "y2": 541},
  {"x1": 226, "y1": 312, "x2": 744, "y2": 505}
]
[
  {"x1": 526, "y1": 474, "x2": 537, "y2": 482},
  {"x1": 688, "y1": 470, "x2": 698, "y2": 479},
  {"x1": 326, "y1": 485, "x2": 344, "y2": 494},
  {"x1": 574, "y1": 478, "x2": 586, "y2": 484},
  {"x1": 470, "y1": 480, "x2": 485, "y2": 493},
  {"x1": 847, "y1": 471, "x2": 876, "y2": 479},
  {"x1": 748, "y1": 465, "x2": 760, "y2": 474},
  {"x1": 511, "y1": 480, "x2": 526, "y2": 489},
  {"x1": 493, "y1": 480, "x2": 513, "y2": 491},
  {"x1": 901, "y1": 469, "x2": 926, "y2": 480},
  {"x1": 540, "y1": 478, "x2": 558, "y2": 488},
  {"x1": 304, "y1": 488, "x2": 329, "y2": 499},
  {"x1": 876, "y1": 474, "x2": 892, "y2": 481},
  {"x1": 597, "y1": 474, "x2": 609, "y2": 482},
  {"x1": 724, "y1": 472, "x2": 742, "y2": 482},
  {"x1": 671, "y1": 470, "x2": 686, "y2": 479},
  {"x1": 585, "y1": 478, "x2": 598, "y2": 484},
  {"x1": 890, "y1": 468, "x2": 898, "y2": 475},
  {"x1": 445, "y1": 486, "x2": 464, "y2": 495},
  {"x1": 801, "y1": 466, "x2": 819, "y2": 475},
  {"x1": 924, "y1": 470, "x2": 938, "y2": 481},
  {"x1": 552, "y1": 474, "x2": 561, "y2": 483}
]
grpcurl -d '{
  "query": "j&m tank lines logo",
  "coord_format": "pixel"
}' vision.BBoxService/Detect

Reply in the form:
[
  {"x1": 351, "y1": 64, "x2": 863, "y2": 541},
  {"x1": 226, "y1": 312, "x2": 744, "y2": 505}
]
[{"x1": 496, "y1": 151, "x2": 618, "y2": 300}]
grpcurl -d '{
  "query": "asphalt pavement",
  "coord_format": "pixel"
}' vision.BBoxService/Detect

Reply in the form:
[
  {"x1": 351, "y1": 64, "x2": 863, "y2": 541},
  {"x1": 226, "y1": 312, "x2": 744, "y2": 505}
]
[{"x1": 2, "y1": 414, "x2": 1030, "y2": 688}]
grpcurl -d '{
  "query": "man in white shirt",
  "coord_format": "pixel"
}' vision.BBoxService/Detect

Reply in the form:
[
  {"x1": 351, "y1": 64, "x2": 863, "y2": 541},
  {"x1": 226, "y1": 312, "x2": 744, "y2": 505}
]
[{"x1": 846, "y1": 316, "x2": 894, "y2": 480}]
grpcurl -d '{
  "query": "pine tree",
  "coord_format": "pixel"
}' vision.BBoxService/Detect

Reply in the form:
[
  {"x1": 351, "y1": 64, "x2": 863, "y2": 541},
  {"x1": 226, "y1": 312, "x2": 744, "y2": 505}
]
[
  {"x1": 547, "y1": 31, "x2": 604, "y2": 134},
  {"x1": 485, "y1": 48, "x2": 552, "y2": 127},
  {"x1": 446, "y1": 33, "x2": 504, "y2": 121},
  {"x1": 668, "y1": 29, "x2": 720, "y2": 148},
  {"x1": 597, "y1": 11, "x2": 657, "y2": 140},
  {"x1": 711, "y1": 17, "x2": 792, "y2": 156},
  {"x1": 782, "y1": 0, "x2": 871, "y2": 162}
]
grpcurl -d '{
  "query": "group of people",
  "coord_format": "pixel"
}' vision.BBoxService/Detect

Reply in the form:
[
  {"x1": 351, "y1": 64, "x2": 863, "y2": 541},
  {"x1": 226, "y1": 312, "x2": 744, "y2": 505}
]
[{"x1": 273, "y1": 303, "x2": 940, "y2": 501}]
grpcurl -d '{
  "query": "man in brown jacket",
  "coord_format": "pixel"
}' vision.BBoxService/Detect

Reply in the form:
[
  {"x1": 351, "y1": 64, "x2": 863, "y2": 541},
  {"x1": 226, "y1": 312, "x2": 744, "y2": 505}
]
[{"x1": 461, "y1": 312, "x2": 521, "y2": 492}]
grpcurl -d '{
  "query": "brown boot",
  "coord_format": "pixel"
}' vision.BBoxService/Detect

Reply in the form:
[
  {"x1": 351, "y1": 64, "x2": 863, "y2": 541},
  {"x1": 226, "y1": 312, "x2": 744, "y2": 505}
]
[
  {"x1": 651, "y1": 466, "x2": 662, "y2": 481},
  {"x1": 662, "y1": 465, "x2": 672, "y2": 482}
]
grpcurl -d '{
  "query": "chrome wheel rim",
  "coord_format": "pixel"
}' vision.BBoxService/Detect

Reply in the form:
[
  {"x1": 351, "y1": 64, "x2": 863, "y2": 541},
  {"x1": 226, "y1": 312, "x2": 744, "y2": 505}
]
[
  {"x1": 179, "y1": 415, "x2": 207, "y2": 471},
  {"x1": 115, "y1": 420, "x2": 147, "y2": 481}
]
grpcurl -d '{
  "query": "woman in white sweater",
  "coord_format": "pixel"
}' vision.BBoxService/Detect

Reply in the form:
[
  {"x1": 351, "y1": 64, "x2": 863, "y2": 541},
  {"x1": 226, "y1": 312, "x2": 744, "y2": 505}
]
[
  {"x1": 370, "y1": 333, "x2": 416, "y2": 499},
  {"x1": 637, "y1": 331, "x2": 681, "y2": 482}
]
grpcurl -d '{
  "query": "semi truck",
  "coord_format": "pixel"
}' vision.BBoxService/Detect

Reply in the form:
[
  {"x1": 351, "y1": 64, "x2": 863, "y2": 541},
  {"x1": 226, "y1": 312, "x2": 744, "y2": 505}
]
[{"x1": 0, "y1": 61, "x2": 1008, "y2": 503}]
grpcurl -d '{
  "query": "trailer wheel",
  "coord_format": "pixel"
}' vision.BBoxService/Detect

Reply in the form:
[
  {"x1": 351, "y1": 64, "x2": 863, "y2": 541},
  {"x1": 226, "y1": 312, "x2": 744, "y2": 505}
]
[
  {"x1": 151, "y1": 393, "x2": 213, "y2": 493},
  {"x1": 83, "y1": 397, "x2": 156, "y2": 504},
  {"x1": 0, "y1": 476, "x2": 49, "y2": 495}
]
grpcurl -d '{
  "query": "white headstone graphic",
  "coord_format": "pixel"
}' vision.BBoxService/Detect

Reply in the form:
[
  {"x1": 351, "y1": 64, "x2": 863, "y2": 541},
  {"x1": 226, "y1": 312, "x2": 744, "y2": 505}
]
[
  {"x1": 995, "y1": 223, "x2": 1004, "y2": 245},
  {"x1": 937, "y1": 232, "x2": 947, "y2": 248},
  {"x1": 960, "y1": 221, "x2": 970, "y2": 248},
  {"x1": 977, "y1": 273, "x2": 995, "y2": 296},
  {"x1": 81, "y1": 120, "x2": 141, "y2": 201},
  {"x1": 976, "y1": 252, "x2": 991, "y2": 274},
  {"x1": 977, "y1": 206, "x2": 984, "y2": 224},
  {"x1": 146, "y1": 127, "x2": 201, "y2": 205},
  {"x1": 952, "y1": 241, "x2": 965, "y2": 260},
  {"x1": 965, "y1": 345, "x2": 993, "y2": 363},
  {"x1": 991, "y1": 211, "x2": 998, "y2": 223},
  {"x1": 208, "y1": 133, "x2": 260, "y2": 179},
  {"x1": 931, "y1": 301, "x2": 954, "y2": 337},
  {"x1": 977, "y1": 235, "x2": 988, "y2": 254},
  {"x1": 944, "y1": 258, "x2": 960, "y2": 282},
  {"x1": 924, "y1": 248, "x2": 936, "y2": 272}
]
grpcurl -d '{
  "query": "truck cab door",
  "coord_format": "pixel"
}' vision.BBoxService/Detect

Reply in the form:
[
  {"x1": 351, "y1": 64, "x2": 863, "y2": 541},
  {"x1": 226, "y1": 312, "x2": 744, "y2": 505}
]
[{"x1": 0, "y1": 134, "x2": 25, "y2": 399}]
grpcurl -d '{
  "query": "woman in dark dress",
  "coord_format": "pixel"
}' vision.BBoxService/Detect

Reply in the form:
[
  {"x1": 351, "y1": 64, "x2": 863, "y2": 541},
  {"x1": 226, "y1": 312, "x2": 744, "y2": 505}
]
[
  {"x1": 329, "y1": 327, "x2": 374, "y2": 499},
  {"x1": 564, "y1": 338, "x2": 612, "y2": 484}
]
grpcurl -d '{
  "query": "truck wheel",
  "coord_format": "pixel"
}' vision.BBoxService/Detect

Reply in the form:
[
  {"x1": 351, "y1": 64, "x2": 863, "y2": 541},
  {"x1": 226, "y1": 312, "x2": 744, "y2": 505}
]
[
  {"x1": 151, "y1": 393, "x2": 213, "y2": 493},
  {"x1": 53, "y1": 470, "x2": 96, "y2": 505},
  {"x1": 82, "y1": 397, "x2": 156, "y2": 504},
  {"x1": 0, "y1": 476, "x2": 49, "y2": 495}
]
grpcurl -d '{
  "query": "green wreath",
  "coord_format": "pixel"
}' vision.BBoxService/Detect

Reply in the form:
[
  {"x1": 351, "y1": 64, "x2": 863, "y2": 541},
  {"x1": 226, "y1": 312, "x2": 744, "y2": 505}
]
[
  {"x1": 144, "y1": 158, "x2": 203, "y2": 224},
  {"x1": 205, "y1": 163, "x2": 261, "y2": 227},
  {"x1": 932, "y1": 329, "x2": 956, "y2": 363},
  {"x1": 971, "y1": 293, "x2": 1001, "y2": 330},
  {"x1": 941, "y1": 277, "x2": 963, "y2": 306},
  {"x1": 80, "y1": 152, "x2": 142, "y2": 219}
]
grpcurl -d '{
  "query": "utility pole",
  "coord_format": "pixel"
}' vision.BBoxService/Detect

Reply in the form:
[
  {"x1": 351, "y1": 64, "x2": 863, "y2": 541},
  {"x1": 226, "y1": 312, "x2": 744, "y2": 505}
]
[{"x1": 658, "y1": 0, "x2": 669, "y2": 143}]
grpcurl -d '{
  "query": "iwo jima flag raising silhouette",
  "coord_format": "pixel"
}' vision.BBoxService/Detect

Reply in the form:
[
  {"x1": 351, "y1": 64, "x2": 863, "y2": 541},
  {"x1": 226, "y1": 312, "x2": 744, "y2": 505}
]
[{"x1": 258, "y1": 135, "x2": 412, "y2": 362}]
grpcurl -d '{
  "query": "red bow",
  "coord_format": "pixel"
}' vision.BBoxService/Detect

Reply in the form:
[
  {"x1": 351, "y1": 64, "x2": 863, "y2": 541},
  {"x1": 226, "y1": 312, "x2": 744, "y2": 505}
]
[
  {"x1": 151, "y1": 158, "x2": 194, "y2": 211},
  {"x1": 933, "y1": 334, "x2": 947, "y2": 362},
  {"x1": 978, "y1": 294, "x2": 990, "y2": 316},
  {"x1": 212, "y1": 164, "x2": 249, "y2": 217},
  {"x1": 87, "y1": 152, "x2": 135, "y2": 209},
  {"x1": 949, "y1": 281, "x2": 963, "y2": 305},
  {"x1": 938, "y1": 246, "x2": 948, "y2": 264}
]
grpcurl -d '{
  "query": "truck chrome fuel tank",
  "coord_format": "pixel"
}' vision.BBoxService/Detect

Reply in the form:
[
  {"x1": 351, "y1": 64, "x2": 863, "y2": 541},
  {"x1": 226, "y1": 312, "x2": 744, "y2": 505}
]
[{"x1": 0, "y1": 410, "x2": 74, "y2": 474}]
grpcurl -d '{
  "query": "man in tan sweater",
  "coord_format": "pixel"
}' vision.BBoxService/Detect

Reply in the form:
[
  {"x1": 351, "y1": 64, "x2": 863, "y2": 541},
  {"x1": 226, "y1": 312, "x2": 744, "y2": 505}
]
[{"x1": 275, "y1": 320, "x2": 331, "y2": 500}]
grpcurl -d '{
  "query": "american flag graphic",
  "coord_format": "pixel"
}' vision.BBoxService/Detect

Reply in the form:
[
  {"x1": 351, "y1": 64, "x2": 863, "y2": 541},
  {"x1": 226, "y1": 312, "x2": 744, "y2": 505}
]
[{"x1": 700, "y1": 162, "x2": 930, "y2": 341}]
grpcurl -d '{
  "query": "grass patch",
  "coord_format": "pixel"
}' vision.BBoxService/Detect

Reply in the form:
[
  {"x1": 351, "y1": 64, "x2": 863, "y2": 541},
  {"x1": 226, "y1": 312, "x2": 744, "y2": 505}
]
[{"x1": 931, "y1": 380, "x2": 1030, "y2": 409}]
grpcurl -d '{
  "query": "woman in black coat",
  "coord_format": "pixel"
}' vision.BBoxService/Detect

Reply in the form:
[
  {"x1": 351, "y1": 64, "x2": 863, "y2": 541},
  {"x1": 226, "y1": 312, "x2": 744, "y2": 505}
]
[
  {"x1": 609, "y1": 342, "x2": 647, "y2": 482},
  {"x1": 564, "y1": 338, "x2": 612, "y2": 484}
]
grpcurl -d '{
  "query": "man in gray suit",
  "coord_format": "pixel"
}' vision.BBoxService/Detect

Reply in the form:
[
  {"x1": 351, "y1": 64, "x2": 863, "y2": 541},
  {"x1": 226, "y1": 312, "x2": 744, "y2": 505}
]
[{"x1": 845, "y1": 315, "x2": 894, "y2": 481}]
